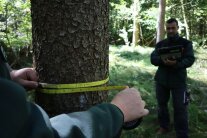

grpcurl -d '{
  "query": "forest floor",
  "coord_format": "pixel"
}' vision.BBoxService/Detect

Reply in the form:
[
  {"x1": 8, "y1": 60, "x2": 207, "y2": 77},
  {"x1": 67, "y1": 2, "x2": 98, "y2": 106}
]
[{"x1": 107, "y1": 45, "x2": 207, "y2": 138}]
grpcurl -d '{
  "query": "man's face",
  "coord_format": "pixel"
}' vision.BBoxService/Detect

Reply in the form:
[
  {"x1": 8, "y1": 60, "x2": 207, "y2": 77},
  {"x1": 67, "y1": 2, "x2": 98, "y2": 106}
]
[{"x1": 166, "y1": 22, "x2": 179, "y2": 37}]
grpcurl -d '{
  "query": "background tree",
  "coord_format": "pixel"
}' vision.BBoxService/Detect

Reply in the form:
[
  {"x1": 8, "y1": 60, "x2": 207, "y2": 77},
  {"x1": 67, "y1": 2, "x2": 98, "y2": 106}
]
[
  {"x1": 156, "y1": 0, "x2": 166, "y2": 43},
  {"x1": 31, "y1": 0, "x2": 109, "y2": 116},
  {"x1": 180, "y1": 0, "x2": 190, "y2": 39},
  {"x1": 132, "y1": 0, "x2": 141, "y2": 47}
]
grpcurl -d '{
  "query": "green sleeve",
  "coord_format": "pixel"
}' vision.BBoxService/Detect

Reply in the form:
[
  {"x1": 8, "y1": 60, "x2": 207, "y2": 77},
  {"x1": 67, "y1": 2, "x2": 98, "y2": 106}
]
[
  {"x1": 150, "y1": 43, "x2": 165, "y2": 67},
  {"x1": 50, "y1": 103, "x2": 124, "y2": 138},
  {"x1": 0, "y1": 78, "x2": 124, "y2": 138},
  {"x1": 0, "y1": 79, "x2": 54, "y2": 138}
]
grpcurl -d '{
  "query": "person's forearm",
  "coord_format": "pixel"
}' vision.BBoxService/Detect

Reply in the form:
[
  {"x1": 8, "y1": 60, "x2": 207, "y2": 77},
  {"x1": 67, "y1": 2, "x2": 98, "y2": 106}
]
[
  {"x1": 173, "y1": 57, "x2": 195, "y2": 69},
  {"x1": 50, "y1": 103, "x2": 124, "y2": 138},
  {"x1": 173, "y1": 44, "x2": 195, "y2": 69},
  {"x1": 151, "y1": 51, "x2": 164, "y2": 66}
]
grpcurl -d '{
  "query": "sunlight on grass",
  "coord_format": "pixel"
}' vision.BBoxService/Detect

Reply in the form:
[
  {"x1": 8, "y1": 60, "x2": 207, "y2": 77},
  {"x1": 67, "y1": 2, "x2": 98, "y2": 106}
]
[
  {"x1": 108, "y1": 45, "x2": 207, "y2": 138},
  {"x1": 109, "y1": 45, "x2": 156, "y2": 73}
]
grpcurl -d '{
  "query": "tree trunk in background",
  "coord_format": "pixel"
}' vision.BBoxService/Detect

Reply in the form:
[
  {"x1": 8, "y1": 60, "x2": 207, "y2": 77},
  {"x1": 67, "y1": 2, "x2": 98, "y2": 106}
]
[
  {"x1": 156, "y1": 0, "x2": 166, "y2": 43},
  {"x1": 132, "y1": 0, "x2": 140, "y2": 47},
  {"x1": 199, "y1": 15, "x2": 206, "y2": 39},
  {"x1": 181, "y1": 0, "x2": 190, "y2": 39},
  {"x1": 31, "y1": 0, "x2": 109, "y2": 116}
]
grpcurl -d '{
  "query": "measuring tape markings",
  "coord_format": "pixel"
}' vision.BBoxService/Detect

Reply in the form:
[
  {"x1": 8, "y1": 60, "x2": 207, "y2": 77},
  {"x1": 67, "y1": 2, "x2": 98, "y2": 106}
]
[
  {"x1": 38, "y1": 77, "x2": 126, "y2": 94},
  {"x1": 40, "y1": 77, "x2": 110, "y2": 89},
  {"x1": 39, "y1": 86, "x2": 127, "y2": 94}
]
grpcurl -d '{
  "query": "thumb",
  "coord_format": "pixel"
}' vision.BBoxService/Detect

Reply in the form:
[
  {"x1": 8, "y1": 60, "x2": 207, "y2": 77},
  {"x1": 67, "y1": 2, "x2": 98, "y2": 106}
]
[
  {"x1": 142, "y1": 109, "x2": 149, "y2": 116},
  {"x1": 19, "y1": 79, "x2": 38, "y2": 89}
]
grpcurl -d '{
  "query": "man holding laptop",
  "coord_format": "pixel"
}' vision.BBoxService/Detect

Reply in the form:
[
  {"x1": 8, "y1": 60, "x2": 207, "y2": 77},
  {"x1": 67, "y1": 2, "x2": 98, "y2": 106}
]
[{"x1": 150, "y1": 18, "x2": 195, "y2": 138}]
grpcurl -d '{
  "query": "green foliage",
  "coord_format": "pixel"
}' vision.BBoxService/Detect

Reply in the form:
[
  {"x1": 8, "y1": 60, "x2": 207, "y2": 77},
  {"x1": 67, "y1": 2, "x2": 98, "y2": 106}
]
[
  {"x1": 109, "y1": 1, "x2": 133, "y2": 45},
  {"x1": 139, "y1": 7, "x2": 157, "y2": 44},
  {"x1": 109, "y1": 0, "x2": 207, "y2": 46},
  {"x1": 0, "y1": 0, "x2": 31, "y2": 48},
  {"x1": 0, "y1": 0, "x2": 32, "y2": 68},
  {"x1": 1, "y1": 0, "x2": 207, "y2": 50},
  {"x1": 109, "y1": 0, "x2": 158, "y2": 46},
  {"x1": 166, "y1": 0, "x2": 207, "y2": 42},
  {"x1": 108, "y1": 45, "x2": 207, "y2": 138}
]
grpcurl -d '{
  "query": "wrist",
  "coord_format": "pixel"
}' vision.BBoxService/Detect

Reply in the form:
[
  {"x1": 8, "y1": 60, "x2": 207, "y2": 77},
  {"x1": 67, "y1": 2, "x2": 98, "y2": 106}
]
[
  {"x1": 109, "y1": 103, "x2": 125, "y2": 125},
  {"x1": 110, "y1": 102, "x2": 128, "y2": 122}
]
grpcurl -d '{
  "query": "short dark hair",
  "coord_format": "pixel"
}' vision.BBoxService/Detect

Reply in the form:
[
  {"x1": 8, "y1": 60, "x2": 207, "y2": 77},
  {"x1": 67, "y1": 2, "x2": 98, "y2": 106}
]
[{"x1": 166, "y1": 18, "x2": 178, "y2": 26}]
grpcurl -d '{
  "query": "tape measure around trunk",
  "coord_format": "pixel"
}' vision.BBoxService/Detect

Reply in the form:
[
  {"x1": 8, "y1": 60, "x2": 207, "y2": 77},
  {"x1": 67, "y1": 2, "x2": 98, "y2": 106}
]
[
  {"x1": 39, "y1": 86, "x2": 127, "y2": 94},
  {"x1": 38, "y1": 77, "x2": 127, "y2": 94},
  {"x1": 40, "y1": 77, "x2": 109, "y2": 89}
]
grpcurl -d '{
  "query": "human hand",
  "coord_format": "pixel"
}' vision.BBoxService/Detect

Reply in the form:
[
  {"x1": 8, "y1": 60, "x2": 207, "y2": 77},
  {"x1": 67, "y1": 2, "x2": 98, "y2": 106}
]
[
  {"x1": 111, "y1": 88, "x2": 149, "y2": 122},
  {"x1": 163, "y1": 58, "x2": 177, "y2": 66},
  {"x1": 10, "y1": 68, "x2": 38, "y2": 89}
]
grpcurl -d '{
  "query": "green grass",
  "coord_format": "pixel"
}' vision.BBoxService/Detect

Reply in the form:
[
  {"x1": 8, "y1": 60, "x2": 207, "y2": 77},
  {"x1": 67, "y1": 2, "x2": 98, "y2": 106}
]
[{"x1": 107, "y1": 45, "x2": 207, "y2": 138}]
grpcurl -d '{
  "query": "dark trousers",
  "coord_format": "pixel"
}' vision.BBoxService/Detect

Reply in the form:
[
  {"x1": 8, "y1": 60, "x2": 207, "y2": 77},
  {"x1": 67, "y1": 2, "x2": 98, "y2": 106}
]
[{"x1": 156, "y1": 83, "x2": 189, "y2": 138}]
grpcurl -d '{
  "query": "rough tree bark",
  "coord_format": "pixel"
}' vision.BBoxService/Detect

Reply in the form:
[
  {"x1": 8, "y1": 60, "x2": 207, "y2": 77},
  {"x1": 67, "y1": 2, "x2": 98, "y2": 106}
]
[{"x1": 31, "y1": 0, "x2": 109, "y2": 116}]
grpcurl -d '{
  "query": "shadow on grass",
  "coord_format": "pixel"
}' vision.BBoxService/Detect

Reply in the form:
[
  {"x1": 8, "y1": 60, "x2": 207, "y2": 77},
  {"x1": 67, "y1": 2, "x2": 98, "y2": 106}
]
[{"x1": 117, "y1": 50, "x2": 152, "y2": 66}]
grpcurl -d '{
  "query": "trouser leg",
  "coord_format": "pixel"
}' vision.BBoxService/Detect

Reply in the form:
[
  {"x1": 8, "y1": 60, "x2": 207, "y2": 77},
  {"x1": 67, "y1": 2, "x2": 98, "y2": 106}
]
[
  {"x1": 156, "y1": 83, "x2": 170, "y2": 129},
  {"x1": 172, "y1": 87, "x2": 189, "y2": 138}
]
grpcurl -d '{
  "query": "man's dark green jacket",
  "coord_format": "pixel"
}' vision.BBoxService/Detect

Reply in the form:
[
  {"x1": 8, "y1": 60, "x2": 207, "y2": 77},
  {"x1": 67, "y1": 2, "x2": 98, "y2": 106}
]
[
  {"x1": 0, "y1": 47, "x2": 124, "y2": 138},
  {"x1": 150, "y1": 35, "x2": 195, "y2": 88}
]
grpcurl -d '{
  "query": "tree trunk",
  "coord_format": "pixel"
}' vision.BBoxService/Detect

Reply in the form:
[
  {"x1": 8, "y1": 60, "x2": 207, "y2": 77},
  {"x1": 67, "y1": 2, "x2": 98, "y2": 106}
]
[
  {"x1": 156, "y1": 0, "x2": 166, "y2": 43},
  {"x1": 181, "y1": 0, "x2": 190, "y2": 39},
  {"x1": 132, "y1": 0, "x2": 140, "y2": 47},
  {"x1": 31, "y1": 0, "x2": 109, "y2": 116}
]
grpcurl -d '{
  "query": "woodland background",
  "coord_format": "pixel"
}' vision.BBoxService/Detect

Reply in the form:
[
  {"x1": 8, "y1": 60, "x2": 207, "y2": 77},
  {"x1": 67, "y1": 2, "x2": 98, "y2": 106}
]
[{"x1": 0, "y1": 0, "x2": 207, "y2": 137}]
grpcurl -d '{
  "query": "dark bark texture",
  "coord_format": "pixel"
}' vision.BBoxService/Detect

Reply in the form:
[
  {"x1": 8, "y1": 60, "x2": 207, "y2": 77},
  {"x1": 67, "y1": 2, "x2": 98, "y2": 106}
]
[{"x1": 31, "y1": 0, "x2": 109, "y2": 116}]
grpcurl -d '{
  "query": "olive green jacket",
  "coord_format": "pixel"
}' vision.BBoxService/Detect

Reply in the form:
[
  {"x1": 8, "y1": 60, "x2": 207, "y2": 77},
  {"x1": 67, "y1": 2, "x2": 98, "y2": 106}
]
[{"x1": 150, "y1": 35, "x2": 195, "y2": 88}]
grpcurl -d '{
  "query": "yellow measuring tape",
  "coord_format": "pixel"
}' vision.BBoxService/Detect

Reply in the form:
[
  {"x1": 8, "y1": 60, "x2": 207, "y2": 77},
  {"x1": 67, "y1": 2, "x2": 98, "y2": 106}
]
[
  {"x1": 39, "y1": 86, "x2": 127, "y2": 94},
  {"x1": 40, "y1": 77, "x2": 110, "y2": 89},
  {"x1": 38, "y1": 77, "x2": 127, "y2": 94}
]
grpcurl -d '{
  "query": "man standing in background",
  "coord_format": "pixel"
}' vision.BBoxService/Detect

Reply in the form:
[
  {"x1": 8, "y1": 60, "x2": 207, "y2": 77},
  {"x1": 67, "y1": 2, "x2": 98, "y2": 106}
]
[{"x1": 150, "y1": 18, "x2": 195, "y2": 138}]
